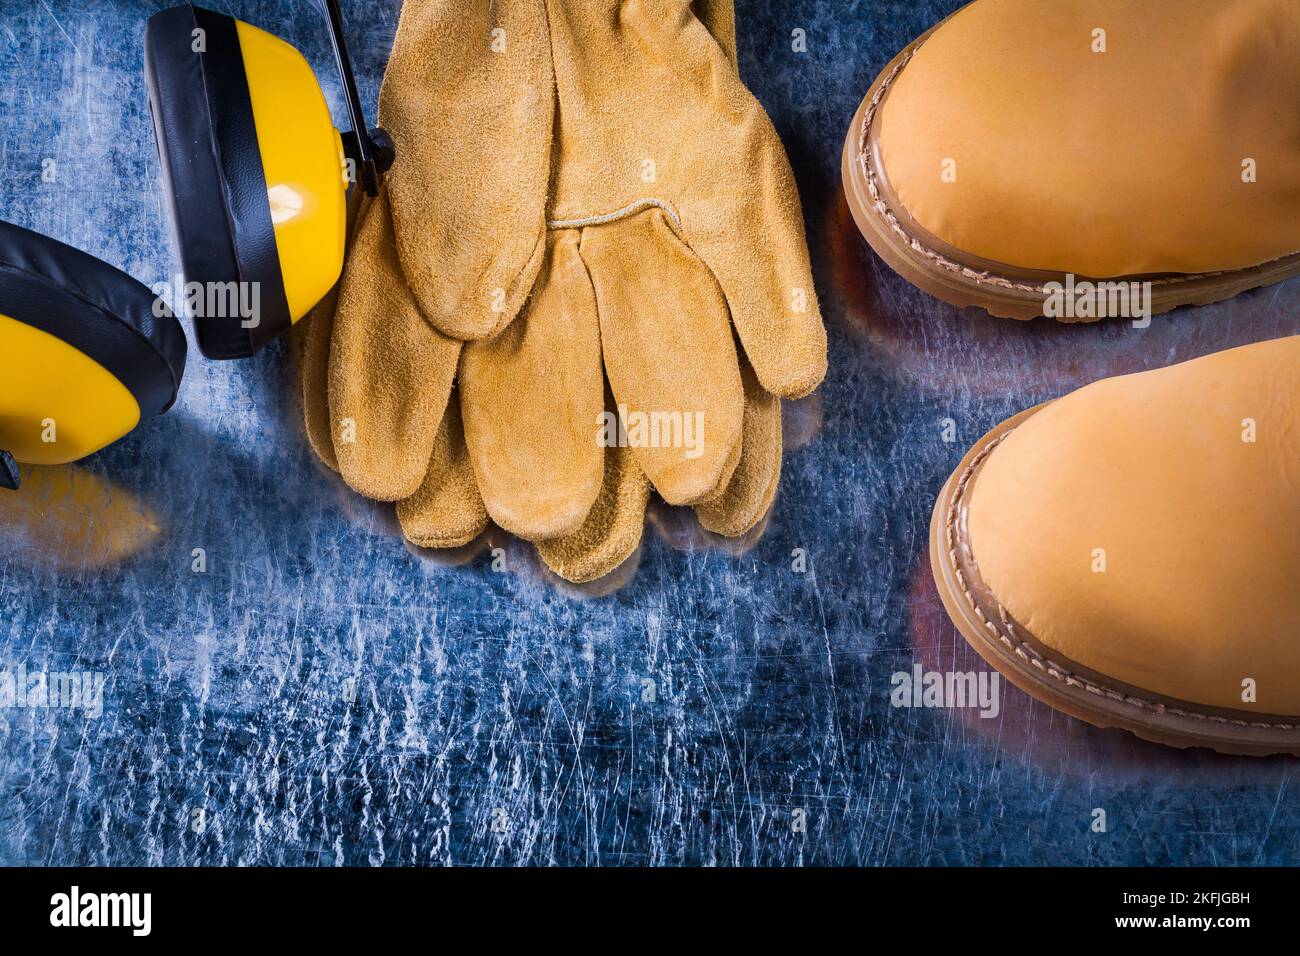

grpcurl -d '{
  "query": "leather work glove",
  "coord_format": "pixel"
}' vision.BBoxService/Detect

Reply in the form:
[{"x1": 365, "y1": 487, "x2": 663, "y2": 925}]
[
  {"x1": 301, "y1": 0, "x2": 824, "y2": 582},
  {"x1": 302, "y1": 0, "x2": 554, "y2": 506},
  {"x1": 530, "y1": 0, "x2": 786, "y2": 583},
  {"x1": 380, "y1": 0, "x2": 554, "y2": 342},
  {"x1": 457, "y1": 0, "x2": 825, "y2": 556},
  {"x1": 301, "y1": 191, "x2": 489, "y2": 548}
]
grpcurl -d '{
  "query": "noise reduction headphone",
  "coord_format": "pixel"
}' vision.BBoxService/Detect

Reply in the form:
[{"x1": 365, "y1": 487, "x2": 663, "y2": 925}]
[{"x1": 0, "y1": 0, "x2": 391, "y2": 491}]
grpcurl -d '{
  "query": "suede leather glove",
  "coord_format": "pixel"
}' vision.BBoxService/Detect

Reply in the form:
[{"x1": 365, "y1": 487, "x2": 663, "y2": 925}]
[
  {"x1": 458, "y1": 0, "x2": 825, "y2": 552},
  {"x1": 301, "y1": 0, "x2": 822, "y2": 581},
  {"x1": 301, "y1": 191, "x2": 489, "y2": 547},
  {"x1": 381, "y1": 0, "x2": 553, "y2": 341},
  {"x1": 302, "y1": 0, "x2": 553, "y2": 507}
]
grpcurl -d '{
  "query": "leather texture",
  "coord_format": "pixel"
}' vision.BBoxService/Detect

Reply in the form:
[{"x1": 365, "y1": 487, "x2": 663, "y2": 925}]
[
  {"x1": 451, "y1": 0, "x2": 824, "y2": 544},
  {"x1": 378, "y1": 0, "x2": 555, "y2": 342},
  {"x1": 0, "y1": 218, "x2": 186, "y2": 416},
  {"x1": 879, "y1": 0, "x2": 1300, "y2": 277},
  {"x1": 302, "y1": 0, "x2": 818, "y2": 583},
  {"x1": 967, "y1": 336, "x2": 1300, "y2": 714}
]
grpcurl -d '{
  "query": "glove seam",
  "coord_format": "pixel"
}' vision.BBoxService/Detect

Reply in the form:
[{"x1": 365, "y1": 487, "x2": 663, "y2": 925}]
[{"x1": 548, "y1": 198, "x2": 683, "y2": 232}]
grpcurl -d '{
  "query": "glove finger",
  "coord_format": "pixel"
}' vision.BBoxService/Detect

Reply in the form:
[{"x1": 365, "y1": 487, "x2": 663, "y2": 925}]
[
  {"x1": 694, "y1": 405, "x2": 743, "y2": 505},
  {"x1": 536, "y1": 443, "x2": 650, "y2": 584},
  {"x1": 397, "y1": 391, "x2": 489, "y2": 549},
  {"x1": 581, "y1": 209, "x2": 743, "y2": 506},
  {"x1": 299, "y1": 278, "x2": 342, "y2": 473},
  {"x1": 685, "y1": 131, "x2": 827, "y2": 399},
  {"x1": 329, "y1": 191, "x2": 461, "y2": 502},
  {"x1": 547, "y1": 0, "x2": 824, "y2": 396},
  {"x1": 632, "y1": 5, "x2": 826, "y2": 399},
  {"x1": 384, "y1": 0, "x2": 553, "y2": 340},
  {"x1": 461, "y1": 230, "x2": 605, "y2": 540},
  {"x1": 299, "y1": 193, "x2": 372, "y2": 473},
  {"x1": 695, "y1": 353, "x2": 782, "y2": 536}
]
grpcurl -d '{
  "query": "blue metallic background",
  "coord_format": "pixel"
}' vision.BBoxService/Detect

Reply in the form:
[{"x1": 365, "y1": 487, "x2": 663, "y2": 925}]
[{"x1": 0, "y1": 0, "x2": 1297, "y2": 865}]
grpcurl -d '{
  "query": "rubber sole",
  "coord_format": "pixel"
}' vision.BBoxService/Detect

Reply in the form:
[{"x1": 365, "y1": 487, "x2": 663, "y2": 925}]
[
  {"x1": 929, "y1": 405, "x2": 1300, "y2": 756},
  {"x1": 843, "y1": 26, "x2": 1300, "y2": 322}
]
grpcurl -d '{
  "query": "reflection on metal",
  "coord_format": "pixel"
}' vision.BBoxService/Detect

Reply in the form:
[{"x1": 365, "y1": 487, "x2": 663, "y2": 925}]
[{"x1": 0, "y1": 465, "x2": 161, "y2": 570}]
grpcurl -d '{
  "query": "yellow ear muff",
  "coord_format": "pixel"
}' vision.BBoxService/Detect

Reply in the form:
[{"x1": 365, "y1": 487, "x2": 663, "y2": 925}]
[
  {"x1": 0, "y1": 219, "x2": 187, "y2": 489},
  {"x1": 235, "y1": 19, "x2": 348, "y2": 326},
  {"x1": 145, "y1": 4, "x2": 391, "y2": 361},
  {"x1": 0, "y1": 314, "x2": 141, "y2": 467}
]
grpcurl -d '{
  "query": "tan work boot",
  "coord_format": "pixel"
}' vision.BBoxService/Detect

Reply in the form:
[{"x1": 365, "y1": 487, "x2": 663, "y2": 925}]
[
  {"x1": 930, "y1": 335, "x2": 1300, "y2": 754},
  {"x1": 844, "y1": 0, "x2": 1300, "y2": 320}
]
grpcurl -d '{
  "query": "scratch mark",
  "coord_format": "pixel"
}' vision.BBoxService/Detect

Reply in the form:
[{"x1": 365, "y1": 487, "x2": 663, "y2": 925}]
[{"x1": 39, "y1": 1, "x2": 81, "y2": 57}]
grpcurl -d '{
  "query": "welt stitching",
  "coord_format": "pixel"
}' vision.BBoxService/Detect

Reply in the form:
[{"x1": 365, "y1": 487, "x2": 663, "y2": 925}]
[
  {"x1": 857, "y1": 46, "x2": 1290, "y2": 295},
  {"x1": 944, "y1": 428, "x2": 1300, "y2": 733}
]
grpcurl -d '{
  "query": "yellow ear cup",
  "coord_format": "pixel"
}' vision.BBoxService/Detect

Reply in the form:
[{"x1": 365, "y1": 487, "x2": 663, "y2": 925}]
[
  {"x1": 146, "y1": 4, "x2": 387, "y2": 361},
  {"x1": 235, "y1": 19, "x2": 347, "y2": 325},
  {"x1": 0, "y1": 314, "x2": 141, "y2": 466},
  {"x1": 0, "y1": 218, "x2": 187, "y2": 488}
]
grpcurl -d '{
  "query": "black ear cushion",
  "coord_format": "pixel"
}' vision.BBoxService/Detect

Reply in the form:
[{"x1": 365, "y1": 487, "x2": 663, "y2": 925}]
[
  {"x1": 144, "y1": 4, "x2": 241, "y2": 356},
  {"x1": 145, "y1": 4, "x2": 291, "y2": 360},
  {"x1": 0, "y1": 218, "x2": 187, "y2": 418}
]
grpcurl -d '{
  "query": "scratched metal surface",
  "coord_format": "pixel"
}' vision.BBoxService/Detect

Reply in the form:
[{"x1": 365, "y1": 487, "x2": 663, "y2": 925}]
[{"x1": 0, "y1": 0, "x2": 1297, "y2": 866}]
